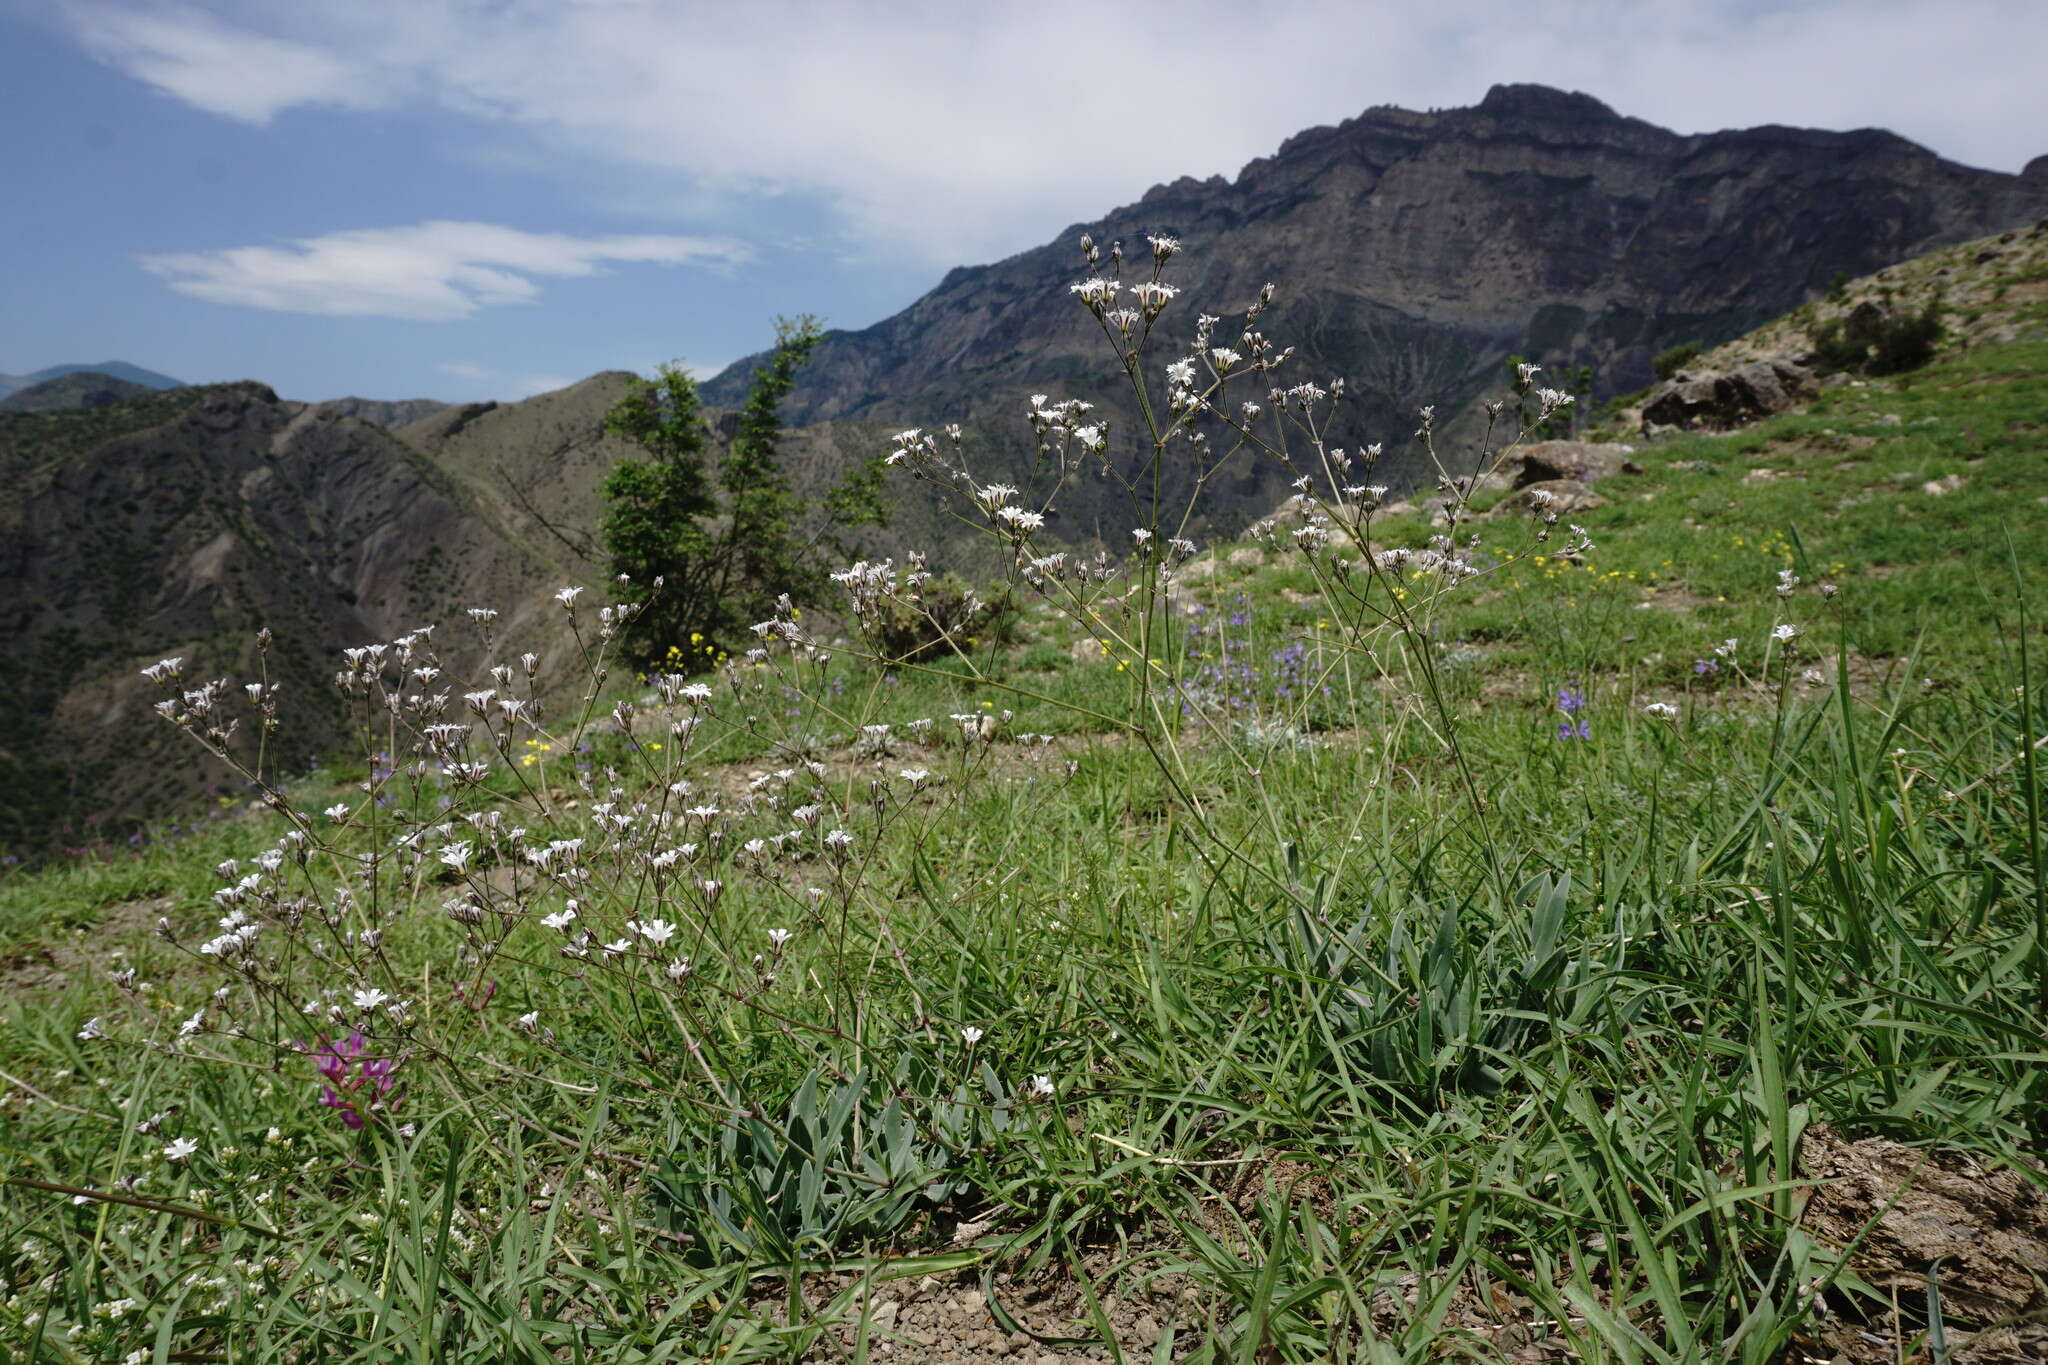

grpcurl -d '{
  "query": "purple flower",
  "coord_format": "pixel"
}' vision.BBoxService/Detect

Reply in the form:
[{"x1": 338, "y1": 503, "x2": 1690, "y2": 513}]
[
  {"x1": 1693, "y1": 659, "x2": 1719, "y2": 676},
  {"x1": 305, "y1": 1031, "x2": 401, "y2": 1130},
  {"x1": 1557, "y1": 718, "x2": 1592, "y2": 741},
  {"x1": 1556, "y1": 686, "x2": 1587, "y2": 715}
]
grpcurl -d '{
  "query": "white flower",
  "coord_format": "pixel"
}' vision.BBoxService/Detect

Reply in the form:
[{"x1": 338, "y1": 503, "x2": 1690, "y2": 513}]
[
  {"x1": 899, "y1": 768, "x2": 932, "y2": 789},
  {"x1": 960, "y1": 1026, "x2": 984, "y2": 1047},
  {"x1": 665, "y1": 959, "x2": 694, "y2": 981},
  {"x1": 140, "y1": 657, "x2": 183, "y2": 684},
  {"x1": 1771, "y1": 623, "x2": 1802, "y2": 643},
  {"x1": 1642, "y1": 702, "x2": 1679, "y2": 719},
  {"x1": 554, "y1": 586, "x2": 583, "y2": 607},
  {"x1": 76, "y1": 1017, "x2": 106, "y2": 1041},
  {"x1": 540, "y1": 908, "x2": 577, "y2": 931},
  {"x1": 163, "y1": 1137, "x2": 199, "y2": 1162},
  {"x1": 178, "y1": 1009, "x2": 205, "y2": 1037},
  {"x1": 994, "y1": 505, "x2": 1044, "y2": 532},
  {"x1": 768, "y1": 928, "x2": 792, "y2": 950},
  {"x1": 352, "y1": 987, "x2": 389, "y2": 1010},
  {"x1": 438, "y1": 841, "x2": 472, "y2": 873},
  {"x1": 630, "y1": 918, "x2": 677, "y2": 947},
  {"x1": 1068, "y1": 277, "x2": 1117, "y2": 306},
  {"x1": 1209, "y1": 347, "x2": 1241, "y2": 370},
  {"x1": 1029, "y1": 1073, "x2": 1055, "y2": 1099},
  {"x1": 823, "y1": 828, "x2": 853, "y2": 853},
  {"x1": 324, "y1": 803, "x2": 352, "y2": 821},
  {"x1": 515, "y1": 1011, "x2": 540, "y2": 1032},
  {"x1": 1130, "y1": 280, "x2": 1178, "y2": 310}
]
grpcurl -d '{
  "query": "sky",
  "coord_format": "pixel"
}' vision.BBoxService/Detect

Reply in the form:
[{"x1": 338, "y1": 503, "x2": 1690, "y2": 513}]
[{"x1": 3, "y1": 0, "x2": 2045, "y2": 404}]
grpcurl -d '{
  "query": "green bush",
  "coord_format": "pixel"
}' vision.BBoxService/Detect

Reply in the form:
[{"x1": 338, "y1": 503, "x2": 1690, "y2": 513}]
[
  {"x1": 861, "y1": 573, "x2": 1018, "y2": 664},
  {"x1": 1810, "y1": 298, "x2": 1945, "y2": 376},
  {"x1": 1652, "y1": 340, "x2": 1704, "y2": 380}
]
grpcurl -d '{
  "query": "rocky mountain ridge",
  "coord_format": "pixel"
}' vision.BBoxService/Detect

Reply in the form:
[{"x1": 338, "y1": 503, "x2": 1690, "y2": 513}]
[{"x1": 702, "y1": 83, "x2": 2047, "y2": 539}]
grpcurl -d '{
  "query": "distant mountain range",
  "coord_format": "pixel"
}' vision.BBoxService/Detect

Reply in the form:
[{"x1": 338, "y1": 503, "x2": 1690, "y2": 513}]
[
  {"x1": 0, "y1": 372, "x2": 159, "y2": 413},
  {"x1": 0, "y1": 361, "x2": 183, "y2": 400},
  {"x1": 702, "y1": 82, "x2": 2048, "y2": 539}
]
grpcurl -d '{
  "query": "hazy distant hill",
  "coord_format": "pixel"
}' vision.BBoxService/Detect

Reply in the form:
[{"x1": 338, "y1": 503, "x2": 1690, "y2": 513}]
[
  {"x1": 0, "y1": 361, "x2": 183, "y2": 399},
  {"x1": 703, "y1": 83, "x2": 2048, "y2": 539},
  {"x1": 313, "y1": 396, "x2": 452, "y2": 430},
  {"x1": 0, "y1": 371, "x2": 155, "y2": 413}
]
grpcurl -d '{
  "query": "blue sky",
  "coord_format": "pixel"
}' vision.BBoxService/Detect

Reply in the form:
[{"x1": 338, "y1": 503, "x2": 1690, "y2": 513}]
[{"x1": 4, "y1": 0, "x2": 2045, "y2": 404}]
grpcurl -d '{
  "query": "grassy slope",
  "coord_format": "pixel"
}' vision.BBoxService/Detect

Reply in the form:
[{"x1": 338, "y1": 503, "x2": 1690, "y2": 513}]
[{"x1": 0, "y1": 291, "x2": 2044, "y2": 1361}]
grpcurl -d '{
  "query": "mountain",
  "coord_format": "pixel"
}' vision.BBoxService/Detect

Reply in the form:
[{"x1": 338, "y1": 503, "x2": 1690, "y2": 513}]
[
  {"x1": 313, "y1": 396, "x2": 453, "y2": 430},
  {"x1": 0, "y1": 371, "x2": 155, "y2": 413},
  {"x1": 0, "y1": 384, "x2": 553, "y2": 851},
  {"x1": 702, "y1": 83, "x2": 2048, "y2": 539},
  {"x1": 393, "y1": 375, "x2": 641, "y2": 567},
  {"x1": 0, "y1": 361, "x2": 184, "y2": 398}
]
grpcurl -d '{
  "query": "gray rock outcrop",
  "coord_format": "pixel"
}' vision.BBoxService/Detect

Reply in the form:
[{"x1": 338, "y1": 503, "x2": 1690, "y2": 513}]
[{"x1": 1641, "y1": 358, "x2": 1818, "y2": 432}]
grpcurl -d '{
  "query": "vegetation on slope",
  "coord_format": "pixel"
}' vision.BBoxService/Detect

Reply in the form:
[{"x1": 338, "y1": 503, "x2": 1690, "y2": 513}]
[{"x1": 1, "y1": 239, "x2": 2045, "y2": 1364}]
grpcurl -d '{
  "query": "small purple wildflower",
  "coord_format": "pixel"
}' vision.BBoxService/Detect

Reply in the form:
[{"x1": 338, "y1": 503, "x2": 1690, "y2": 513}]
[
  {"x1": 1555, "y1": 686, "x2": 1590, "y2": 740},
  {"x1": 1693, "y1": 659, "x2": 1719, "y2": 676},
  {"x1": 306, "y1": 1031, "x2": 401, "y2": 1130}
]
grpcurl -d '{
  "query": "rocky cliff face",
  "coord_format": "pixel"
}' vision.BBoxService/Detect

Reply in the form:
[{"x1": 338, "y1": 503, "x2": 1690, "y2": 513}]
[
  {"x1": 703, "y1": 83, "x2": 2047, "y2": 536},
  {"x1": 0, "y1": 384, "x2": 548, "y2": 849}
]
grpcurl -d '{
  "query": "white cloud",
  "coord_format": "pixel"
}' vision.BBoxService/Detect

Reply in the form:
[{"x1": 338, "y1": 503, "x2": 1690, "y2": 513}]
[
  {"x1": 438, "y1": 361, "x2": 494, "y2": 382},
  {"x1": 62, "y1": 1, "x2": 2048, "y2": 266},
  {"x1": 138, "y1": 221, "x2": 751, "y2": 320},
  {"x1": 63, "y1": 2, "x2": 395, "y2": 123}
]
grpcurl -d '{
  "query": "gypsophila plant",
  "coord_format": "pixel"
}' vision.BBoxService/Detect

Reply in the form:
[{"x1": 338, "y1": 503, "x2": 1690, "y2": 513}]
[{"x1": 851, "y1": 233, "x2": 1587, "y2": 897}]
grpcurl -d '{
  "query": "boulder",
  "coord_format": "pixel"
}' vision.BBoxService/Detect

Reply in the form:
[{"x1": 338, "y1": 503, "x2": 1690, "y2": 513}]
[
  {"x1": 1492, "y1": 478, "x2": 1609, "y2": 517},
  {"x1": 1641, "y1": 358, "x2": 1817, "y2": 432},
  {"x1": 1512, "y1": 440, "x2": 1643, "y2": 486}
]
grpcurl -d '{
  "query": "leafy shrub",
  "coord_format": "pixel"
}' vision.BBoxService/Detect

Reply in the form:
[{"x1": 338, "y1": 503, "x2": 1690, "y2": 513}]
[
  {"x1": 856, "y1": 572, "x2": 1017, "y2": 664},
  {"x1": 1810, "y1": 298, "x2": 1945, "y2": 376},
  {"x1": 1652, "y1": 340, "x2": 1704, "y2": 380}
]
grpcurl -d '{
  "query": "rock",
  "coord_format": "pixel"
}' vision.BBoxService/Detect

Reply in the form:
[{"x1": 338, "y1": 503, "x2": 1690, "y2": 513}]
[
  {"x1": 1923, "y1": 474, "x2": 1967, "y2": 496},
  {"x1": 1640, "y1": 358, "x2": 1818, "y2": 432},
  {"x1": 1801, "y1": 1125, "x2": 2048, "y2": 1324},
  {"x1": 1512, "y1": 440, "x2": 1643, "y2": 487},
  {"x1": 1492, "y1": 479, "x2": 1608, "y2": 516}
]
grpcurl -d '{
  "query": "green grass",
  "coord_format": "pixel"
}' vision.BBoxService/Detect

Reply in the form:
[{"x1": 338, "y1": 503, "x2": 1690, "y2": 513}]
[{"x1": 2, "y1": 337, "x2": 2045, "y2": 1363}]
